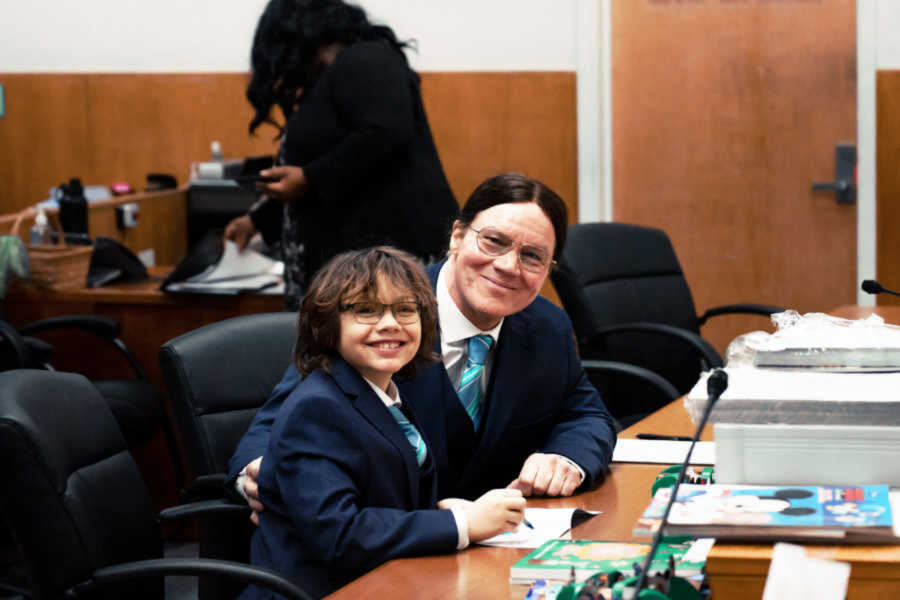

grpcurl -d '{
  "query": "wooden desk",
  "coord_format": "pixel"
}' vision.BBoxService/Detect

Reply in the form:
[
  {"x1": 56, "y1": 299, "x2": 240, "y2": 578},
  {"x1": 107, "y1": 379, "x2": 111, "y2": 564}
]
[
  {"x1": 5, "y1": 266, "x2": 284, "y2": 392},
  {"x1": 327, "y1": 399, "x2": 900, "y2": 599}
]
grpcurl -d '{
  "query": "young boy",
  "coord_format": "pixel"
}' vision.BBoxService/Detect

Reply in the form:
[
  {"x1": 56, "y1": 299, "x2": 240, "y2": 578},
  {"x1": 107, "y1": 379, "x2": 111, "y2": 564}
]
[{"x1": 239, "y1": 246, "x2": 525, "y2": 599}]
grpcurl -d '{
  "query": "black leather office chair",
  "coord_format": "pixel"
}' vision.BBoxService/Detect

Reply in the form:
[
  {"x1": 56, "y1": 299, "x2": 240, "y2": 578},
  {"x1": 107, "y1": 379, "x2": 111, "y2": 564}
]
[
  {"x1": 0, "y1": 369, "x2": 313, "y2": 600},
  {"x1": 551, "y1": 222, "x2": 783, "y2": 425},
  {"x1": 0, "y1": 314, "x2": 184, "y2": 491},
  {"x1": 159, "y1": 312, "x2": 296, "y2": 600},
  {"x1": 159, "y1": 312, "x2": 297, "y2": 498}
]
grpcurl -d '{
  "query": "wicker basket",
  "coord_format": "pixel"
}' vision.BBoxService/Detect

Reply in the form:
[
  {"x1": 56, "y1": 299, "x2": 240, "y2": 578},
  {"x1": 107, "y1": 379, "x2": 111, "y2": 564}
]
[{"x1": 11, "y1": 208, "x2": 92, "y2": 291}]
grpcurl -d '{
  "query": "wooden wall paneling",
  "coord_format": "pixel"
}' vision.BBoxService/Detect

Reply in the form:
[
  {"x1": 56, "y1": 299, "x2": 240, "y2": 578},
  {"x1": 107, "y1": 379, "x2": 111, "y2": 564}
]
[
  {"x1": 421, "y1": 72, "x2": 578, "y2": 221},
  {"x1": 0, "y1": 74, "x2": 91, "y2": 215},
  {"x1": 0, "y1": 73, "x2": 280, "y2": 217},
  {"x1": 0, "y1": 71, "x2": 578, "y2": 301},
  {"x1": 1, "y1": 71, "x2": 578, "y2": 225},
  {"x1": 84, "y1": 74, "x2": 279, "y2": 196},
  {"x1": 877, "y1": 71, "x2": 900, "y2": 306}
]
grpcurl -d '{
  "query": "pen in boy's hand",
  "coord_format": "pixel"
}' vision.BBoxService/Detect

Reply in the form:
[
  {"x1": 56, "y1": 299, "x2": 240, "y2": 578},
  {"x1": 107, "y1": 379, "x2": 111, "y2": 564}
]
[{"x1": 523, "y1": 519, "x2": 534, "y2": 530}]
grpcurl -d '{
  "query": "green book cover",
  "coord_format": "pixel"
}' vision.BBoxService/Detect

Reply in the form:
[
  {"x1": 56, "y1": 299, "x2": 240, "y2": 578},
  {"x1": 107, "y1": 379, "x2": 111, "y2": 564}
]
[{"x1": 509, "y1": 539, "x2": 708, "y2": 585}]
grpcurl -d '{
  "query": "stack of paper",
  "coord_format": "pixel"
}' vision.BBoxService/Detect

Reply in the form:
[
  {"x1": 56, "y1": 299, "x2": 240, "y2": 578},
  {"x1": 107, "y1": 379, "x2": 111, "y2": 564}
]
[
  {"x1": 165, "y1": 240, "x2": 283, "y2": 295},
  {"x1": 684, "y1": 368, "x2": 900, "y2": 426}
]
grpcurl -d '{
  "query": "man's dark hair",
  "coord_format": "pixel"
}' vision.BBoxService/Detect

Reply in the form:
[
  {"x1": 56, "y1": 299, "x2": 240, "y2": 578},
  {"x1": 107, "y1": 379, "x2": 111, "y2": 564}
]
[{"x1": 456, "y1": 172, "x2": 568, "y2": 260}]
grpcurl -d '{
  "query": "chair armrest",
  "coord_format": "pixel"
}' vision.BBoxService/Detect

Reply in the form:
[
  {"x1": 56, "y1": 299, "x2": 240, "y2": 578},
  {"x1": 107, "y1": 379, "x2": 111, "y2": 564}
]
[
  {"x1": 19, "y1": 315, "x2": 121, "y2": 338},
  {"x1": 698, "y1": 303, "x2": 785, "y2": 326},
  {"x1": 0, "y1": 320, "x2": 30, "y2": 367},
  {"x1": 581, "y1": 359, "x2": 681, "y2": 404},
  {"x1": 0, "y1": 580, "x2": 30, "y2": 598},
  {"x1": 158, "y1": 498, "x2": 250, "y2": 523},
  {"x1": 18, "y1": 315, "x2": 147, "y2": 379},
  {"x1": 180, "y1": 473, "x2": 229, "y2": 503},
  {"x1": 586, "y1": 322, "x2": 723, "y2": 369},
  {"x1": 71, "y1": 558, "x2": 315, "y2": 600}
]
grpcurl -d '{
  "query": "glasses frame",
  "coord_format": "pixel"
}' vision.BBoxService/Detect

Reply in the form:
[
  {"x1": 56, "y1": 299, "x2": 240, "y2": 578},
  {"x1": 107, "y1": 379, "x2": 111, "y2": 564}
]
[
  {"x1": 340, "y1": 301, "x2": 422, "y2": 325},
  {"x1": 470, "y1": 226, "x2": 556, "y2": 273}
]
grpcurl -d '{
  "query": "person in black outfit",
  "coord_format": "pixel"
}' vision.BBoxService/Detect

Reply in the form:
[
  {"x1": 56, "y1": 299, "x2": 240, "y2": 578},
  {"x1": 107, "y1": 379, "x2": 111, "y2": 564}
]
[{"x1": 225, "y1": 0, "x2": 459, "y2": 310}]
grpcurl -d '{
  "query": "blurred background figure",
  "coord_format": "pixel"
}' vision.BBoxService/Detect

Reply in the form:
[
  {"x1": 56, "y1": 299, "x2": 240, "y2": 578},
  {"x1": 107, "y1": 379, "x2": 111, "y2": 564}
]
[{"x1": 225, "y1": 0, "x2": 459, "y2": 310}]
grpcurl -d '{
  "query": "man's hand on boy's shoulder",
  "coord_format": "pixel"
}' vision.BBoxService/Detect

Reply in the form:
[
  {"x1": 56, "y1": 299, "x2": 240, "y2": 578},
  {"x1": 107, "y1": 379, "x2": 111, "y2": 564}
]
[{"x1": 238, "y1": 456, "x2": 265, "y2": 525}]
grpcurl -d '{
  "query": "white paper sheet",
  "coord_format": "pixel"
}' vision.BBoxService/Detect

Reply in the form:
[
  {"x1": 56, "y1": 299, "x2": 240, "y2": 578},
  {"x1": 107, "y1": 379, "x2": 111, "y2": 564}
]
[
  {"x1": 762, "y1": 543, "x2": 850, "y2": 600},
  {"x1": 187, "y1": 240, "x2": 282, "y2": 283},
  {"x1": 612, "y1": 438, "x2": 716, "y2": 465},
  {"x1": 476, "y1": 508, "x2": 601, "y2": 548}
]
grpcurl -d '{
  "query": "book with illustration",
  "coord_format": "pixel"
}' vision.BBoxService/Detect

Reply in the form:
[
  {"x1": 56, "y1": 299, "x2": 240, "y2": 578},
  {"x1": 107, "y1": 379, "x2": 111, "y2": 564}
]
[
  {"x1": 633, "y1": 483, "x2": 896, "y2": 543},
  {"x1": 509, "y1": 538, "x2": 711, "y2": 584}
]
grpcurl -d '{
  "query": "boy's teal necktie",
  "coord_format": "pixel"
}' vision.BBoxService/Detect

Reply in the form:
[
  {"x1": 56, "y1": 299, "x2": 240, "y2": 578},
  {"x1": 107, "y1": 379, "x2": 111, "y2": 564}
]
[
  {"x1": 456, "y1": 334, "x2": 494, "y2": 430},
  {"x1": 386, "y1": 404, "x2": 427, "y2": 466}
]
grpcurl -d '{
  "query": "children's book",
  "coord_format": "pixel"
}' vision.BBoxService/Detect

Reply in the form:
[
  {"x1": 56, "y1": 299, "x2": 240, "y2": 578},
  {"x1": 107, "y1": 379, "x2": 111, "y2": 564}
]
[
  {"x1": 633, "y1": 483, "x2": 896, "y2": 543},
  {"x1": 509, "y1": 538, "x2": 711, "y2": 585}
]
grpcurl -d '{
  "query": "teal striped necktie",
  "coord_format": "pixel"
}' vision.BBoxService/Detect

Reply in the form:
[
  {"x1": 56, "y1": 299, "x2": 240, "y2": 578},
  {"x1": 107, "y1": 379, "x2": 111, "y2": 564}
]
[
  {"x1": 386, "y1": 404, "x2": 427, "y2": 466},
  {"x1": 457, "y1": 334, "x2": 494, "y2": 430}
]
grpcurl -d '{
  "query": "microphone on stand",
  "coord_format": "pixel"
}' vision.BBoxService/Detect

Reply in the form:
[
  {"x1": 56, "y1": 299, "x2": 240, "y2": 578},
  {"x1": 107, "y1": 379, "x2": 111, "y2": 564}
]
[
  {"x1": 628, "y1": 368, "x2": 728, "y2": 599},
  {"x1": 861, "y1": 279, "x2": 900, "y2": 298}
]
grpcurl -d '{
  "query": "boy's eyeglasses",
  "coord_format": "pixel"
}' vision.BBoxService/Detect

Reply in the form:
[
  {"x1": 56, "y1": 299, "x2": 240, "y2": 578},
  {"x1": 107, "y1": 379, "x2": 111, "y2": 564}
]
[
  {"x1": 341, "y1": 301, "x2": 421, "y2": 324},
  {"x1": 470, "y1": 226, "x2": 555, "y2": 273}
]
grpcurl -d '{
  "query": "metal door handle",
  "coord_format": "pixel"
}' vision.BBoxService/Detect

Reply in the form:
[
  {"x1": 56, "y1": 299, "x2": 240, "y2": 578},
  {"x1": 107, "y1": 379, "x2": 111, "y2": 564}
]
[
  {"x1": 812, "y1": 143, "x2": 856, "y2": 204},
  {"x1": 812, "y1": 180, "x2": 851, "y2": 192}
]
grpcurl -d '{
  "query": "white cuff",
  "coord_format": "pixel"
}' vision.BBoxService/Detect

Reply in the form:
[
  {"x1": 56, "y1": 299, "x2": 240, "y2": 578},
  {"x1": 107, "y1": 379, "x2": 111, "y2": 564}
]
[
  {"x1": 235, "y1": 468, "x2": 249, "y2": 500},
  {"x1": 449, "y1": 506, "x2": 470, "y2": 550},
  {"x1": 553, "y1": 454, "x2": 586, "y2": 483}
]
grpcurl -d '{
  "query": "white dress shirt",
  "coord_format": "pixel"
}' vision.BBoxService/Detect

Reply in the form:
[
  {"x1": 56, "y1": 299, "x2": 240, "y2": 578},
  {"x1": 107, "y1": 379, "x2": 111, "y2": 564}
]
[{"x1": 362, "y1": 377, "x2": 469, "y2": 550}]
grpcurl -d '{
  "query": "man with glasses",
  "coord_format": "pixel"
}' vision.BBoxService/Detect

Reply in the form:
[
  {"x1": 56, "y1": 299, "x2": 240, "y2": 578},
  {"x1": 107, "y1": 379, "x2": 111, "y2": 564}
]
[{"x1": 230, "y1": 172, "x2": 616, "y2": 511}]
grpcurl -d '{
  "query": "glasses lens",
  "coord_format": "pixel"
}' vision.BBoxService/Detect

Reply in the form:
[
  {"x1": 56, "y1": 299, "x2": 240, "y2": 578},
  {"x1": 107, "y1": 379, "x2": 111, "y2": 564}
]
[
  {"x1": 476, "y1": 228, "x2": 512, "y2": 256},
  {"x1": 392, "y1": 302, "x2": 420, "y2": 324},
  {"x1": 518, "y1": 246, "x2": 549, "y2": 272},
  {"x1": 351, "y1": 302, "x2": 381, "y2": 323}
]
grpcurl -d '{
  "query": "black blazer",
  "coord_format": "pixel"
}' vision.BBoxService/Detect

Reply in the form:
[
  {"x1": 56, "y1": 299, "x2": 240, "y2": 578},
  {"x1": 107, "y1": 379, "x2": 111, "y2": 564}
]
[{"x1": 250, "y1": 39, "x2": 458, "y2": 276}]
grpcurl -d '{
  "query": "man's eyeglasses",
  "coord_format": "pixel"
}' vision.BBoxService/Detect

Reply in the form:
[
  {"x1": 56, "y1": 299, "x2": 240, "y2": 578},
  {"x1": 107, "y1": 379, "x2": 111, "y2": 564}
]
[
  {"x1": 470, "y1": 227, "x2": 555, "y2": 273},
  {"x1": 341, "y1": 301, "x2": 421, "y2": 324}
]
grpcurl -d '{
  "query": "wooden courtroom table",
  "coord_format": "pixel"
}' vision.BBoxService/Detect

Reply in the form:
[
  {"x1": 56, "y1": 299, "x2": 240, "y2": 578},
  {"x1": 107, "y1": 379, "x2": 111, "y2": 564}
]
[
  {"x1": 5, "y1": 266, "x2": 285, "y2": 392},
  {"x1": 327, "y1": 305, "x2": 900, "y2": 599}
]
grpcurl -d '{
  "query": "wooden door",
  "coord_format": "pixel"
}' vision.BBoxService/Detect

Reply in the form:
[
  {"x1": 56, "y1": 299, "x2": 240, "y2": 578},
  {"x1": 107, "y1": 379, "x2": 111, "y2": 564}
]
[{"x1": 612, "y1": 0, "x2": 856, "y2": 353}]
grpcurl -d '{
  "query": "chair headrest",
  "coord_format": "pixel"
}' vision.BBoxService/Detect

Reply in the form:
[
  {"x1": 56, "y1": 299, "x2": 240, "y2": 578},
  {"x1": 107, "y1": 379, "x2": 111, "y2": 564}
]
[
  {"x1": 563, "y1": 222, "x2": 682, "y2": 285},
  {"x1": 0, "y1": 370, "x2": 125, "y2": 492}
]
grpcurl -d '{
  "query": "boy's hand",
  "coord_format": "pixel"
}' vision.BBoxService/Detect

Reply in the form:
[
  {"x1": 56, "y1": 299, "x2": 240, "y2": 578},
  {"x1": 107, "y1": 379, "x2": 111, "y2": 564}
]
[{"x1": 464, "y1": 488, "x2": 526, "y2": 541}]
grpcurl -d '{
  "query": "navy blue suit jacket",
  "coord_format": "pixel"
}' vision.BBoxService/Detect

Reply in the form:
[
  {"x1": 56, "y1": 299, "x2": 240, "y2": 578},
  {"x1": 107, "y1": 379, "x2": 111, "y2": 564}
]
[
  {"x1": 239, "y1": 358, "x2": 458, "y2": 599},
  {"x1": 229, "y1": 262, "x2": 617, "y2": 501}
]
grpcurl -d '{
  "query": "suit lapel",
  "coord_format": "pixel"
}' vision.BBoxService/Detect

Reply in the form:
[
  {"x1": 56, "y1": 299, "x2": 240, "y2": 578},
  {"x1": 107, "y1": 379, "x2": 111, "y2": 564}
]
[{"x1": 329, "y1": 358, "x2": 420, "y2": 503}]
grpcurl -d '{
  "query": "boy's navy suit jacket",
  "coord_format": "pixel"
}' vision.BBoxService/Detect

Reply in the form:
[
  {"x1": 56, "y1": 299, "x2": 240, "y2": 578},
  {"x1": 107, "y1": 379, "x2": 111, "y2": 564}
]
[{"x1": 240, "y1": 358, "x2": 457, "y2": 599}]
